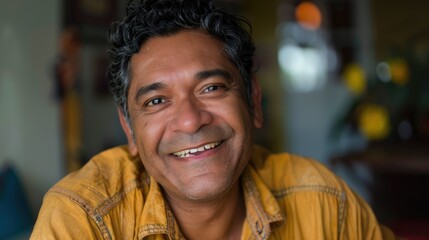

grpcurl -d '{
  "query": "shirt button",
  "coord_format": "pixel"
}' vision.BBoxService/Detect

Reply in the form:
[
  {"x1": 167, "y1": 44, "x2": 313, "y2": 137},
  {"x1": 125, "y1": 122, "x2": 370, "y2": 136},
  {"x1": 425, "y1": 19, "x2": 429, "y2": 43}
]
[{"x1": 256, "y1": 220, "x2": 263, "y2": 234}]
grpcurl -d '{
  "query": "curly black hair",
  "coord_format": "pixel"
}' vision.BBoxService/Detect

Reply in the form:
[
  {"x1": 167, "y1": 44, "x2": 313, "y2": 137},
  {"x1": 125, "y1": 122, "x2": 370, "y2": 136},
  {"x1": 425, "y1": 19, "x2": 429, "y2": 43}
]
[{"x1": 107, "y1": 0, "x2": 255, "y2": 124}]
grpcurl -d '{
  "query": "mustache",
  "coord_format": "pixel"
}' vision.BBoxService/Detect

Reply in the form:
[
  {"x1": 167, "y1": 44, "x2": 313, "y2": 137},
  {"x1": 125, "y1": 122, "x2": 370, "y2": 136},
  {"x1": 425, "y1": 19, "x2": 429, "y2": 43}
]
[{"x1": 158, "y1": 124, "x2": 232, "y2": 154}]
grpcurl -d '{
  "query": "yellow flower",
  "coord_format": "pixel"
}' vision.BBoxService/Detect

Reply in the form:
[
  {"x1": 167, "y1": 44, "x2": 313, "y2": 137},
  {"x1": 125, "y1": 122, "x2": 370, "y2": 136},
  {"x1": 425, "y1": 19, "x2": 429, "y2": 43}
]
[
  {"x1": 343, "y1": 63, "x2": 366, "y2": 95},
  {"x1": 357, "y1": 104, "x2": 390, "y2": 140}
]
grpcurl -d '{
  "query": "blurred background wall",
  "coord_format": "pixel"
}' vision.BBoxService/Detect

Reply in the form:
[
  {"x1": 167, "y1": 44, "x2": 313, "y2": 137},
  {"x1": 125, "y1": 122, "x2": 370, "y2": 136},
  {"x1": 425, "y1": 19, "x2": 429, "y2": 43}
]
[
  {"x1": 0, "y1": 0, "x2": 63, "y2": 217},
  {"x1": 1, "y1": 0, "x2": 428, "y2": 239}
]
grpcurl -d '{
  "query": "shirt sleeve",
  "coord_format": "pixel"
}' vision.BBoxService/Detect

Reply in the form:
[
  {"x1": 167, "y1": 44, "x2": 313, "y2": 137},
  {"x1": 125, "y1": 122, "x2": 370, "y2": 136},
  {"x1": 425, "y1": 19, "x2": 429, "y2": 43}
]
[{"x1": 30, "y1": 193, "x2": 104, "y2": 240}]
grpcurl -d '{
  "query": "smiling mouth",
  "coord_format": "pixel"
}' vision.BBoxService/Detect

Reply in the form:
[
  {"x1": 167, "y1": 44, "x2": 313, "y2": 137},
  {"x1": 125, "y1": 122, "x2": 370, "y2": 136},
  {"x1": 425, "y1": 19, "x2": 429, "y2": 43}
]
[{"x1": 172, "y1": 141, "x2": 223, "y2": 158}]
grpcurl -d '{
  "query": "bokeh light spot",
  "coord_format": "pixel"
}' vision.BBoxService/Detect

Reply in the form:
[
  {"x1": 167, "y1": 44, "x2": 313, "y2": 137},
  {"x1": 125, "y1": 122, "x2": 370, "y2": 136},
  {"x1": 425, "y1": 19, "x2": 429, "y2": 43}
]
[{"x1": 295, "y1": 2, "x2": 322, "y2": 30}]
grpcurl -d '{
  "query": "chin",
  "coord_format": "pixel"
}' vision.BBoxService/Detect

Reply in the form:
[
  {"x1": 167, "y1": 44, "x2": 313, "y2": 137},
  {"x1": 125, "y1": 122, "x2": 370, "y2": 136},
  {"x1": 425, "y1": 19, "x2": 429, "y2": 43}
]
[{"x1": 181, "y1": 174, "x2": 238, "y2": 201}]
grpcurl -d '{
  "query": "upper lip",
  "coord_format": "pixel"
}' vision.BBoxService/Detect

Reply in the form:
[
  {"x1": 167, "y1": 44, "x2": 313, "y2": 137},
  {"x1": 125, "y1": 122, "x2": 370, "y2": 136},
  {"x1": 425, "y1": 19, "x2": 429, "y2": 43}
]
[{"x1": 171, "y1": 141, "x2": 222, "y2": 157}]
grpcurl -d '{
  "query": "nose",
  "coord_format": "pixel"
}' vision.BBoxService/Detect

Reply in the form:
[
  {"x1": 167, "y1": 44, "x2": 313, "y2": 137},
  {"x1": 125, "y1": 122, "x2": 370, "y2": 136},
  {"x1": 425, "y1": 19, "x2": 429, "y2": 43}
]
[{"x1": 169, "y1": 96, "x2": 212, "y2": 133}]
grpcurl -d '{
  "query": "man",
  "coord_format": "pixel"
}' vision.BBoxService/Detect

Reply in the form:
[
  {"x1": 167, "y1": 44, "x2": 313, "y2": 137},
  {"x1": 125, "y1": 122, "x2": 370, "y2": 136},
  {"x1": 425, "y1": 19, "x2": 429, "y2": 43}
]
[{"x1": 31, "y1": 0, "x2": 396, "y2": 239}]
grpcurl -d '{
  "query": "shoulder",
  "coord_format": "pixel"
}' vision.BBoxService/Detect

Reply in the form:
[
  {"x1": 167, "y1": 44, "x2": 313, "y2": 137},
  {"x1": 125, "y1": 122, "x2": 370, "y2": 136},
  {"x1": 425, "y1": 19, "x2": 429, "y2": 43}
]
[
  {"x1": 250, "y1": 145, "x2": 343, "y2": 192},
  {"x1": 32, "y1": 146, "x2": 155, "y2": 238},
  {"x1": 46, "y1": 145, "x2": 146, "y2": 210},
  {"x1": 248, "y1": 145, "x2": 395, "y2": 239}
]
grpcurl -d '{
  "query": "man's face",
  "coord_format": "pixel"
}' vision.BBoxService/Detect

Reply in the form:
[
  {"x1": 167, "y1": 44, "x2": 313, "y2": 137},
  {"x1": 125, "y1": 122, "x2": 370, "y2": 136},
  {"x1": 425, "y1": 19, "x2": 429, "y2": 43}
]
[{"x1": 120, "y1": 30, "x2": 262, "y2": 202}]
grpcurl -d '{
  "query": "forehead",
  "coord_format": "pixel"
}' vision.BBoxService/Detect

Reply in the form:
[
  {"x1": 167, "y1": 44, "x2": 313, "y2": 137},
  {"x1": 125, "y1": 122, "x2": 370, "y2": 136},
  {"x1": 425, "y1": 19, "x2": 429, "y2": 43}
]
[{"x1": 129, "y1": 30, "x2": 237, "y2": 81}]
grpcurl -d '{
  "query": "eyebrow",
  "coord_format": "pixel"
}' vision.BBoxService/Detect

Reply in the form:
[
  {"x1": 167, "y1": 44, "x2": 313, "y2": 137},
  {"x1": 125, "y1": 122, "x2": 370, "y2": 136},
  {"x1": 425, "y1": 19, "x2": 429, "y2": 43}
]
[
  {"x1": 134, "y1": 82, "x2": 166, "y2": 103},
  {"x1": 195, "y1": 69, "x2": 233, "y2": 82},
  {"x1": 133, "y1": 68, "x2": 233, "y2": 103}
]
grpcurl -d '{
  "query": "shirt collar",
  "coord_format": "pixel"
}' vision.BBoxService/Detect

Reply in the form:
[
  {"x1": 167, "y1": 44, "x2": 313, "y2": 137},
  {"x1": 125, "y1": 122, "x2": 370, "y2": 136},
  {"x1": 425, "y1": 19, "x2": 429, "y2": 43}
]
[
  {"x1": 138, "y1": 175, "x2": 185, "y2": 239},
  {"x1": 138, "y1": 165, "x2": 284, "y2": 239},
  {"x1": 241, "y1": 166, "x2": 285, "y2": 239}
]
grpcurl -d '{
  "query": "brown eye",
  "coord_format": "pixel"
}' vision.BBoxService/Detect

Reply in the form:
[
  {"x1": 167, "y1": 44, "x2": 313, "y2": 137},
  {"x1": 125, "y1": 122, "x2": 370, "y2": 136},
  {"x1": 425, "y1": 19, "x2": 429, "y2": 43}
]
[
  {"x1": 203, "y1": 85, "x2": 224, "y2": 93},
  {"x1": 146, "y1": 97, "x2": 166, "y2": 106}
]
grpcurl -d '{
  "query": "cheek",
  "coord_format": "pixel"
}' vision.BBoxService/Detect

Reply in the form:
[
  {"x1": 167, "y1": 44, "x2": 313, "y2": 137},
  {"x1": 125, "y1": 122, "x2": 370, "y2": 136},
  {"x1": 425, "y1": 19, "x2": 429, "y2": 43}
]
[
  {"x1": 134, "y1": 118, "x2": 165, "y2": 154},
  {"x1": 222, "y1": 100, "x2": 253, "y2": 130},
  {"x1": 134, "y1": 119, "x2": 172, "y2": 180},
  {"x1": 212, "y1": 102, "x2": 254, "y2": 154}
]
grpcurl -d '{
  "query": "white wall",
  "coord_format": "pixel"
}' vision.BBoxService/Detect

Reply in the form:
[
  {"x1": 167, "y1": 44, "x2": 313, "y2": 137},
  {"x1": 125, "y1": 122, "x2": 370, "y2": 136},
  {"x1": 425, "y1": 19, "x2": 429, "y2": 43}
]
[{"x1": 0, "y1": 0, "x2": 63, "y2": 213}]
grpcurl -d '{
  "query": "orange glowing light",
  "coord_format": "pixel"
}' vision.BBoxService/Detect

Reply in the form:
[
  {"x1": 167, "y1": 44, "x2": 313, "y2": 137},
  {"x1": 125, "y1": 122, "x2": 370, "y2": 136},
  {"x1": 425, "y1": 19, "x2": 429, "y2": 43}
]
[
  {"x1": 295, "y1": 2, "x2": 322, "y2": 29},
  {"x1": 389, "y1": 58, "x2": 410, "y2": 86}
]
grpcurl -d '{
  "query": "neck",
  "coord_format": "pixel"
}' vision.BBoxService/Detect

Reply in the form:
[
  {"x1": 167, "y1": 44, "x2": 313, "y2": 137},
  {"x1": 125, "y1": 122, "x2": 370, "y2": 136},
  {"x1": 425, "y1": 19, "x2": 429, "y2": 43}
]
[{"x1": 164, "y1": 181, "x2": 245, "y2": 240}]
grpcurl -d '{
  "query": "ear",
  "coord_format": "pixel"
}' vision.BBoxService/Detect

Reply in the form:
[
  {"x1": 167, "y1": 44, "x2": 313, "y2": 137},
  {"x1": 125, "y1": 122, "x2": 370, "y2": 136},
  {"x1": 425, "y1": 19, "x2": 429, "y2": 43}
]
[
  {"x1": 118, "y1": 108, "x2": 138, "y2": 156},
  {"x1": 251, "y1": 77, "x2": 263, "y2": 129}
]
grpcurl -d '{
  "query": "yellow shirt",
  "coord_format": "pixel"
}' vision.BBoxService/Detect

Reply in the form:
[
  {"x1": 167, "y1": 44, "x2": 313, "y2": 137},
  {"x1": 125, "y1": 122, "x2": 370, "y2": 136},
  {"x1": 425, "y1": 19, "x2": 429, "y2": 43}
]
[{"x1": 31, "y1": 145, "x2": 395, "y2": 239}]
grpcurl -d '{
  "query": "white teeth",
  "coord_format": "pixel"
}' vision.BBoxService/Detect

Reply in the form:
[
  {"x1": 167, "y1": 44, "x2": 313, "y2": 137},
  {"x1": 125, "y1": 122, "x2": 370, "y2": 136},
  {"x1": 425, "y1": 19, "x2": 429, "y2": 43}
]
[{"x1": 172, "y1": 141, "x2": 221, "y2": 158}]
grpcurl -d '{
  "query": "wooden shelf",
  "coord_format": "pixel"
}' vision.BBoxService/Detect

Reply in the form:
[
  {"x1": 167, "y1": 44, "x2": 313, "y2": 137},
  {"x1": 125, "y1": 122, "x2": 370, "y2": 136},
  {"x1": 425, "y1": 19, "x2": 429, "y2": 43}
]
[
  {"x1": 331, "y1": 141, "x2": 429, "y2": 224},
  {"x1": 331, "y1": 141, "x2": 429, "y2": 174}
]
